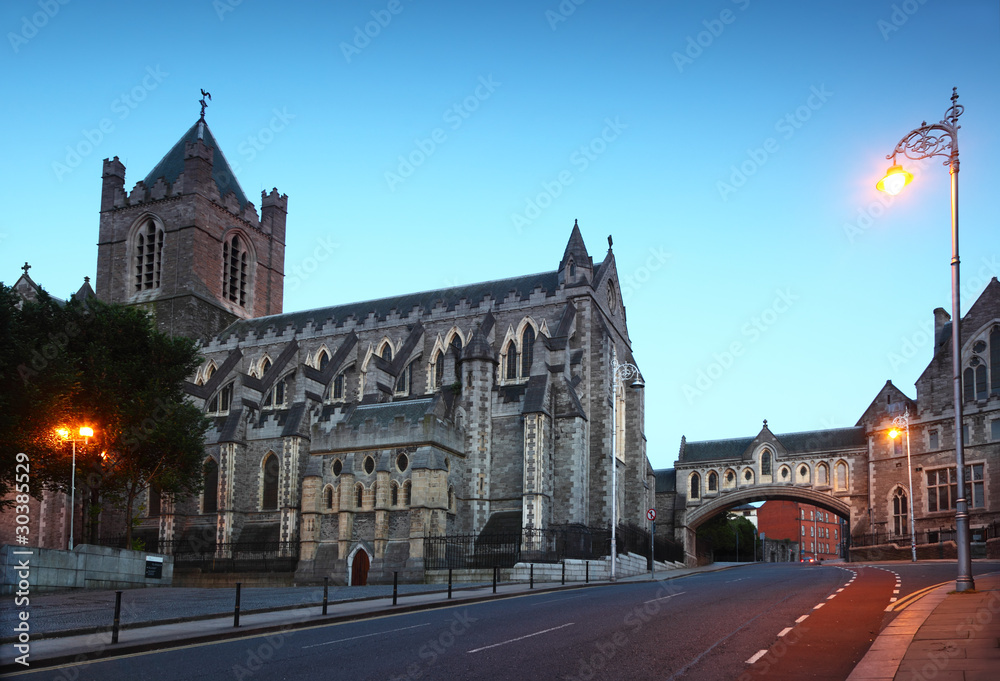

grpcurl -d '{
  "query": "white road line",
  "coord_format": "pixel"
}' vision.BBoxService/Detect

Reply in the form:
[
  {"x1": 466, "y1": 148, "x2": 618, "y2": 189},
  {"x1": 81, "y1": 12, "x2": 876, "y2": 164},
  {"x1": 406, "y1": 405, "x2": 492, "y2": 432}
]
[
  {"x1": 836, "y1": 588, "x2": 844, "y2": 593},
  {"x1": 889, "y1": 597, "x2": 897, "y2": 603},
  {"x1": 777, "y1": 627, "x2": 793, "y2": 637},
  {"x1": 467, "y1": 622, "x2": 574, "y2": 654},
  {"x1": 530, "y1": 594, "x2": 587, "y2": 606},
  {"x1": 827, "y1": 594, "x2": 837, "y2": 600},
  {"x1": 795, "y1": 615, "x2": 808, "y2": 623},
  {"x1": 746, "y1": 649, "x2": 768, "y2": 664},
  {"x1": 302, "y1": 622, "x2": 431, "y2": 649},
  {"x1": 814, "y1": 603, "x2": 825, "y2": 610},
  {"x1": 644, "y1": 591, "x2": 686, "y2": 604}
]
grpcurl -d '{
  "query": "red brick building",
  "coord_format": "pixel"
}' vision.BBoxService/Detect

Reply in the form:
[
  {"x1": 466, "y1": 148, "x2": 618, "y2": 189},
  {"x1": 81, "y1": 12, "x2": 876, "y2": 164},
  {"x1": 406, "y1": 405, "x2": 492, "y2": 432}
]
[{"x1": 758, "y1": 500, "x2": 845, "y2": 561}]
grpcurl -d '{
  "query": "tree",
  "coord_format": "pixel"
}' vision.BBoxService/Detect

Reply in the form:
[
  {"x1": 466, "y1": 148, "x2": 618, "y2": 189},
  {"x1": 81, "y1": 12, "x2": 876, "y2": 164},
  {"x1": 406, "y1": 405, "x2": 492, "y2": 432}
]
[
  {"x1": 697, "y1": 511, "x2": 758, "y2": 561},
  {"x1": 1, "y1": 285, "x2": 210, "y2": 548}
]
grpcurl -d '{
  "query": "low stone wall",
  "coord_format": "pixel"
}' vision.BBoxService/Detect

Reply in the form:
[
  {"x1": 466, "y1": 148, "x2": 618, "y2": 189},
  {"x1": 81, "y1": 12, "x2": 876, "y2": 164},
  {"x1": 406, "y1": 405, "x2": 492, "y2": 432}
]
[
  {"x1": 849, "y1": 541, "x2": 957, "y2": 562},
  {"x1": 425, "y1": 553, "x2": 681, "y2": 584},
  {"x1": 987, "y1": 538, "x2": 999, "y2": 559},
  {"x1": 0, "y1": 544, "x2": 173, "y2": 594}
]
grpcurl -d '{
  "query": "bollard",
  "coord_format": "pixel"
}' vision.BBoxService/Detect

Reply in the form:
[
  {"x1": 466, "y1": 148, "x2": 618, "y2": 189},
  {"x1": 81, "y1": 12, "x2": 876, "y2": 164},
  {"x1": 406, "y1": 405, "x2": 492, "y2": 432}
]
[
  {"x1": 112, "y1": 591, "x2": 122, "y2": 644},
  {"x1": 234, "y1": 582, "x2": 242, "y2": 628},
  {"x1": 562, "y1": 561, "x2": 566, "y2": 585},
  {"x1": 322, "y1": 577, "x2": 329, "y2": 616},
  {"x1": 585, "y1": 561, "x2": 589, "y2": 584},
  {"x1": 493, "y1": 566, "x2": 498, "y2": 594},
  {"x1": 530, "y1": 564, "x2": 534, "y2": 589},
  {"x1": 393, "y1": 572, "x2": 398, "y2": 606},
  {"x1": 448, "y1": 568, "x2": 453, "y2": 599}
]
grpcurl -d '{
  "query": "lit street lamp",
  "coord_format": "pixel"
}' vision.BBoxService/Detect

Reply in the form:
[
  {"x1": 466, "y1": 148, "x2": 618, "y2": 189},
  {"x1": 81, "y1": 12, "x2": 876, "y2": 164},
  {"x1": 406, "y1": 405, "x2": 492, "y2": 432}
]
[
  {"x1": 876, "y1": 87, "x2": 973, "y2": 591},
  {"x1": 57, "y1": 426, "x2": 94, "y2": 551},
  {"x1": 610, "y1": 357, "x2": 644, "y2": 582},
  {"x1": 889, "y1": 410, "x2": 917, "y2": 562}
]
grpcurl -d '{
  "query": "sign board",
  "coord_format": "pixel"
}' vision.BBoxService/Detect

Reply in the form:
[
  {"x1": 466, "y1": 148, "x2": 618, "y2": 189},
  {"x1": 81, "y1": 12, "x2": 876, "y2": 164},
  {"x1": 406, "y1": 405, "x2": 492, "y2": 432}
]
[
  {"x1": 145, "y1": 556, "x2": 164, "y2": 579},
  {"x1": 646, "y1": 508, "x2": 656, "y2": 521}
]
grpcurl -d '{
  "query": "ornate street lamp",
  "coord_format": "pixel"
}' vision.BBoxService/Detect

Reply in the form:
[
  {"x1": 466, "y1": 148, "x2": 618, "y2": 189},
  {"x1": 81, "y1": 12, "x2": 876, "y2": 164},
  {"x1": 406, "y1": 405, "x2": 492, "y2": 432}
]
[
  {"x1": 57, "y1": 426, "x2": 94, "y2": 551},
  {"x1": 889, "y1": 409, "x2": 917, "y2": 563},
  {"x1": 610, "y1": 357, "x2": 644, "y2": 581},
  {"x1": 876, "y1": 88, "x2": 973, "y2": 591}
]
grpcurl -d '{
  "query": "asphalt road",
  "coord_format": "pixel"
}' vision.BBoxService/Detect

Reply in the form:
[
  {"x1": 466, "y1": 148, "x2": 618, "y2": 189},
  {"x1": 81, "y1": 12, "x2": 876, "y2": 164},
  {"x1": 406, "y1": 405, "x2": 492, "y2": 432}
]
[{"x1": 9, "y1": 561, "x2": 998, "y2": 681}]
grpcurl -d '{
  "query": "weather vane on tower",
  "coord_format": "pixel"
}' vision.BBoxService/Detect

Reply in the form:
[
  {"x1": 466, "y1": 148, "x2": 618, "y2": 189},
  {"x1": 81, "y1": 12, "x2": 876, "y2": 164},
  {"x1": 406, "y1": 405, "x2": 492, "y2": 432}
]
[{"x1": 199, "y1": 89, "x2": 212, "y2": 119}]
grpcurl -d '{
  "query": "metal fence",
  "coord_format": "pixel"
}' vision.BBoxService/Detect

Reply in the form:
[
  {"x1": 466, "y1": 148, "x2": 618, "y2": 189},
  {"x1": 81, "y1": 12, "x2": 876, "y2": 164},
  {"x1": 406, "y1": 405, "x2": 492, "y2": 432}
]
[
  {"x1": 424, "y1": 524, "x2": 683, "y2": 570},
  {"x1": 850, "y1": 525, "x2": 996, "y2": 548}
]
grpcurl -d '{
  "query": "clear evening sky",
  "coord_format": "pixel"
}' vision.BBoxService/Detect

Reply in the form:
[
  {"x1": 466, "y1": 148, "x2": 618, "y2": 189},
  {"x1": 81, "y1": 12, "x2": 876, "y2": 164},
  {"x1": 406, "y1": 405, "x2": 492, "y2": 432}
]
[{"x1": 2, "y1": 0, "x2": 997, "y2": 471}]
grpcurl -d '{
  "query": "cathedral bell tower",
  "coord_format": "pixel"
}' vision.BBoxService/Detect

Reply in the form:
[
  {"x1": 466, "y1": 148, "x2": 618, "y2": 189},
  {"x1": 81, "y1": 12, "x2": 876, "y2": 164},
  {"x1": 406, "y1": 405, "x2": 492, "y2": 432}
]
[{"x1": 95, "y1": 95, "x2": 287, "y2": 340}]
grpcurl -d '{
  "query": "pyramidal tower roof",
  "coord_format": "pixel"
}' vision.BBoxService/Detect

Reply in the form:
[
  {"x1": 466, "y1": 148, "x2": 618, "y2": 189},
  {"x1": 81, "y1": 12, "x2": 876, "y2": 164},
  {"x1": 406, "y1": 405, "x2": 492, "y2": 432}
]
[
  {"x1": 559, "y1": 219, "x2": 592, "y2": 271},
  {"x1": 142, "y1": 119, "x2": 249, "y2": 208}
]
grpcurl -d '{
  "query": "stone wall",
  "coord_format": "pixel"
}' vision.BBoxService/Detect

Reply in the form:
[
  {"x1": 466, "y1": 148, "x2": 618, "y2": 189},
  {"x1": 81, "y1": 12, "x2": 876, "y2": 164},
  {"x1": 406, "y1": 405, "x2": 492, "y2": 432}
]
[{"x1": 0, "y1": 544, "x2": 173, "y2": 594}]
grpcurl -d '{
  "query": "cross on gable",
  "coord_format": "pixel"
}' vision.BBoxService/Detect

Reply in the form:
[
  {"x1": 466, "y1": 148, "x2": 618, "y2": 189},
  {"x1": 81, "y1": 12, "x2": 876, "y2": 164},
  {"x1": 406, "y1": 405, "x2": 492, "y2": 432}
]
[{"x1": 22, "y1": 262, "x2": 30, "y2": 276}]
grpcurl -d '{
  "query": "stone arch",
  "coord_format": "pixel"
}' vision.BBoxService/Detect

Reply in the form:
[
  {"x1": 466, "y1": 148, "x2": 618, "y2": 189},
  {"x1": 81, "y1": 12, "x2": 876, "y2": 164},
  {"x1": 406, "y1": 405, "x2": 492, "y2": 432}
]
[
  {"x1": 796, "y1": 462, "x2": 811, "y2": 485},
  {"x1": 777, "y1": 464, "x2": 792, "y2": 483},
  {"x1": 346, "y1": 542, "x2": 373, "y2": 586},
  {"x1": 742, "y1": 468, "x2": 755, "y2": 485}
]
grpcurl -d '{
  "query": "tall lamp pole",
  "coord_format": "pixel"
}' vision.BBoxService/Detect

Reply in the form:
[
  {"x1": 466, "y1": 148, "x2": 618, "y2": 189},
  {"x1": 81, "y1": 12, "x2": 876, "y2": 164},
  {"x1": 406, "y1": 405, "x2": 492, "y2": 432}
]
[
  {"x1": 877, "y1": 88, "x2": 973, "y2": 591},
  {"x1": 890, "y1": 410, "x2": 918, "y2": 562},
  {"x1": 610, "y1": 357, "x2": 643, "y2": 582},
  {"x1": 57, "y1": 426, "x2": 94, "y2": 551}
]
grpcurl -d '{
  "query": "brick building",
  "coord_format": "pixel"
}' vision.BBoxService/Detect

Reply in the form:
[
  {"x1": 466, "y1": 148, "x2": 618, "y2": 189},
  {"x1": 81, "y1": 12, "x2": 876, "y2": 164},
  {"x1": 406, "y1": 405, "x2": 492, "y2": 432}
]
[
  {"x1": 757, "y1": 500, "x2": 845, "y2": 561},
  {"x1": 3, "y1": 113, "x2": 655, "y2": 584}
]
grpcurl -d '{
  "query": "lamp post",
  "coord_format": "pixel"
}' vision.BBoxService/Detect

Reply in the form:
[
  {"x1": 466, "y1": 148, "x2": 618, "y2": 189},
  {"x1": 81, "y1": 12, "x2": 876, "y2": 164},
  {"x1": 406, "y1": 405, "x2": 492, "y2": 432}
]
[
  {"x1": 609, "y1": 356, "x2": 644, "y2": 582},
  {"x1": 877, "y1": 87, "x2": 973, "y2": 591},
  {"x1": 889, "y1": 409, "x2": 918, "y2": 562},
  {"x1": 57, "y1": 426, "x2": 94, "y2": 551}
]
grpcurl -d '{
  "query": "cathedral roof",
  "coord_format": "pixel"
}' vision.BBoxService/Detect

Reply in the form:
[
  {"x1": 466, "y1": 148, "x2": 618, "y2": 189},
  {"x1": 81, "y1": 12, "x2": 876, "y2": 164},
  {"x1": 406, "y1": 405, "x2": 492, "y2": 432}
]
[
  {"x1": 143, "y1": 119, "x2": 250, "y2": 208},
  {"x1": 559, "y1": 220, "x2": 592, "y2": 272},
  {"x1": 344, "y1": 398, "x2": 436, "y2": 428},
  {"x1": 678, "y1": 426, "x2": 866, "y2": 463},
  {"x1": 217, "y1": 269, "x2": 562, "y2": 341}
]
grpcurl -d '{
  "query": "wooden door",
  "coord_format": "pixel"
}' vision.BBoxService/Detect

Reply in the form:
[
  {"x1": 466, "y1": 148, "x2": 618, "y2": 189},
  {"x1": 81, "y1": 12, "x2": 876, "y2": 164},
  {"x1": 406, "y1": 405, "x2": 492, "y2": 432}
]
[{"x1": 351, "y1": 550, "x2": 370, "y2": 586}]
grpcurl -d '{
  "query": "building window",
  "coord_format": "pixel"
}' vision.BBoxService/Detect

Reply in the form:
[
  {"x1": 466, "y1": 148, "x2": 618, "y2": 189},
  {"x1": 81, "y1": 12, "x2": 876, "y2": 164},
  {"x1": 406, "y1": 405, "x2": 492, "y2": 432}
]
[
  {"x1": 504, "y1": 340, "x2": 518, "y2": 380},
  {"x1": 929, "y1": 429, "x2": 939, "y2": 450},
  {"x1": 927, "y1": 465, "x2": 983, "y2": 512},
  {"x1": 801, "y1": 526, "x2": 805, "y2": 536},
  {"x1": 317, "y1": 350, "x2": 330, "y2": 372},
  {"x1": 968, "y1": 463, "x2": 985, "y2": 508},
  {"x1": 992, "y1": 420, "x2": 1000, "y2": 442},
  {"x1": 397, "y1": 452, "x2": 409, "y2": 473},
  {"x1": 817, "y1": 463, "x2": 829, "y2": 486},
  {"x1": 133, "y1": 218, "x2": 164, "y2": 292},
  {"x1": 263, "y1": 375, "x2": 288, "y2": 410},
  {"x1": 222, "y1": 233, "x2": 250, "y2": 307},
  {"x1": 893, "y1": 435, "x2": 903, "y2": 457},
  {"x1": 363, "y1": 455, "x2": 375, "y2": 476},
  {"x1": 963, "y1": 367, "x2": 975, "y2": 403},
  {"x1": 395, "y1": 362, "x2": 412, "y2": 396},
  {"x1": 834, "y1": 462, "x2": 848, "y2": 491},
  {"x1": 761, "y1": 449, "x2": 772, "y2": 476},
  {"x1": 974, "y1": 363, "x2": 988, "y2": 400},
  {"x1": 203, "y1": 458, "x2": 218, "y2": 513},
  {"x1": 450, "y1": 335, "x2": 463, "y2": 381},
  {"x1": 991, "y1": 326, "x2": 1000, "y2": 395},
  {"x1": 148, "y1": 486, "x2": 162, "y2": 517},
  {"x1": 262, "y1": 453, "x2": 279, "y2": 510},
  {"x1": 328, "y1": 373, "x2": 345, "y2": 401},
  {"x1": 332, "y1": 458, "x2": 343, "y2": 477},
  {"x1": 433, "y1": 350, "x2": 444, "y2": 389},
  {"x1": 324, "y1": 486, "x2": 334, "y2": 510},
  {"x1": 708, "y1": 471, "x2": 718, "y2": 491},
  {"x1": 892, "y1": 488, "x2": 908, "y2": 536},
  {"x1": 521, "y1": 325, "x2": 535, "y2": 376},
  {"x1": 690, "y1": 473, "x2": 700, "y2": 499},
  {"x1": 356, "y1": 484, "x2": 364, "y2": 509},
  {"x1": 380, "y1": 342, "x2": 393, "y2": 363},
  {"x1": 402, "y1": 481, "x2": 411, "y2": 506},
  {"x1": 207, "y1": 382, "x2": 233, "y2": 415},
  {"x1": 963, "y1": 424, "x2": 969, "y2": 446},
  {"x1": 391, "y1": 482, "x2": 399, "y2": 507}
]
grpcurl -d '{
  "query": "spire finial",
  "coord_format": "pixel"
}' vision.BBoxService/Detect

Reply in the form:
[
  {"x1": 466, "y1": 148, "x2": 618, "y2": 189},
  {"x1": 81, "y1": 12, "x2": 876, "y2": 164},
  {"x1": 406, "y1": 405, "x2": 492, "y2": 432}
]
[
  {"x1": 574, "y1": 218, "x2": 578, "y2": 228},
  {"x1": 608, "y1": 235, "x2": 613, "y2": 249},
  {"x1": 84, "y1": 276, "x2": 90, "y2": 284},
  {"x1": 763, "y1": 419, "x2": 768, "y2": 428},
  {"x1": 199, "y1": 89, "x2": 212, "y2": 119},
  {"x1": 21, "y1": 262, "x2": 30, "y2": 276}
]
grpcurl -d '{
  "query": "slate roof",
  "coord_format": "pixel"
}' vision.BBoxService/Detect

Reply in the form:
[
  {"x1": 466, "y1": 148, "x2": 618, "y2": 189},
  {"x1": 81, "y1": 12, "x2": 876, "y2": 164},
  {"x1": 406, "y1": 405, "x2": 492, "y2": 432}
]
[
  {"x1": 143, "y1": 119, "x2": 250, "y2": 208},
  {"x1": 344, "y1": 398, "x2": 436, "y2": 428},
  {"x1": 680, "y1": 427, "x2": 867, "y2": 462},
  {"x1": 654, "y1": 469, "x2": 676, "y2": 494},
  {"x1": 217, "y1": 270, "x2": 563, "y2": 341}
]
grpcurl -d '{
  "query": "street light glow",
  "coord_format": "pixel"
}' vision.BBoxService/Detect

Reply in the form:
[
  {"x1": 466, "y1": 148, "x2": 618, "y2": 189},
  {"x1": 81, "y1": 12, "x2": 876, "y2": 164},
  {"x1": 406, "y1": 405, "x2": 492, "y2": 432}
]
[
  {"x1": 889, "y1": 428, "x2": 900, "y2": 439},
  {"x1": 79, "y1": 426, "x2": 94, "y2": 438},
  {"x1": 876, "y1": 163, "x2": 914, "y2": 195}
]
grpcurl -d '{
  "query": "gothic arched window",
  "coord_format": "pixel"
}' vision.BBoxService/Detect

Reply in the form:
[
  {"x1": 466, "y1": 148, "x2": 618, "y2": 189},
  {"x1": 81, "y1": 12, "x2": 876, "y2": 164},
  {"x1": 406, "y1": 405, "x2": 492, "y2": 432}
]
[
  {"x1": 708, "y1": 471, "x2": 718, "y2": 491},
  {"x1": 505, "y1": 341, "x2": 518, "y2": 380},
  {"x1": 690, "y1": 472, "x2": 700, "y2": 500},
  {"x1": 963, "y1": 367, "x2": 975, "y2": 403},
  {"x1": 991, "y1": 326, "x2": 1000, "y2": 395},
  {"x1": 317, "y1": 350, "x2": 330, "y2": 372},
  {"x1": 761, "y1": 449, "x2": 772, "y2": 476},
  {"x1": 222, "y1": 233, "x2": 250, "y2": 307},
  {"x1": 434, "y1": 350, "x2": 445, "y2": 389},
  {"x1": 133, "y1": 218, "x2": 164, "y2": 292},
  {"x1": 262, "y1": 453, "x2": 279, "y2": 510},
  {"x1": 380, "y1": 342, "x2": 393, "y2": 362},
  {"x1": 324, "y1": 485, "x2": 334, "y2": 511},
  {"x1": 892, "y1": 487, "x2": 908, "y2": 536},
  {"x1": 203, "y1": 458, "x2": 218, "y2": 513},
  {"x1": 521, "y1": 325, "x2": 535, "y2": 377}
]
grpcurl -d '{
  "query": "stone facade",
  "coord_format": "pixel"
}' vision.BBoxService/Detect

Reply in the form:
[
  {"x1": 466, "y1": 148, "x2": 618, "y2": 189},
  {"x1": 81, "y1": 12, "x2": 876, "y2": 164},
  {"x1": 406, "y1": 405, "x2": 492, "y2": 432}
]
[
  {"x1": 13, "y1": 116, "x2": 653, "y2": 584},
  {"x1": 655, "y1": 279, "x2": 1000, "y2": 565}
]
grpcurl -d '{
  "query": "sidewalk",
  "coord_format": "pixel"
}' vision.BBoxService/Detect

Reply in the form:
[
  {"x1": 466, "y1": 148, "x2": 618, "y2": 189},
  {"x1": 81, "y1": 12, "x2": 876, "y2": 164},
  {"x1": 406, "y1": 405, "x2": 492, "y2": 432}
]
[
  {"x1": 0, "y1": 563, "x2": 738, "y2": 673},
  {"x1": 848, "y1": 572, "x2": 1000, "y2": 681}
]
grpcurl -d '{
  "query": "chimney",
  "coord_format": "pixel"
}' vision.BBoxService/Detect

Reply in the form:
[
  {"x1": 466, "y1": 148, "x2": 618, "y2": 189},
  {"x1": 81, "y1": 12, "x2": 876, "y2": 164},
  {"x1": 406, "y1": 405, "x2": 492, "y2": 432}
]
[{"x1": 933, "y1": 308, "x2": 950, "y2": 356}]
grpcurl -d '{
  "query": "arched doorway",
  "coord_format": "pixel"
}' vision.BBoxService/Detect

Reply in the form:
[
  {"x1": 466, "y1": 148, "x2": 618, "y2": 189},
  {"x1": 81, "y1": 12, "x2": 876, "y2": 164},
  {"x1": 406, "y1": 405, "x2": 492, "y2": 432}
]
[{"x1": 349, "y1": 547, "x2": 370, "y2": 586}]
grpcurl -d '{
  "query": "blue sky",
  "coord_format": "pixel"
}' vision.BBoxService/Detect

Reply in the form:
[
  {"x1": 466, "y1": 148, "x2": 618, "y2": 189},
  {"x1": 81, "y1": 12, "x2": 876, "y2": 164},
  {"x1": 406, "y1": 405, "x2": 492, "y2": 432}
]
[{"x1": 2, "y1": 0, "x2": 998, "y2": 470}]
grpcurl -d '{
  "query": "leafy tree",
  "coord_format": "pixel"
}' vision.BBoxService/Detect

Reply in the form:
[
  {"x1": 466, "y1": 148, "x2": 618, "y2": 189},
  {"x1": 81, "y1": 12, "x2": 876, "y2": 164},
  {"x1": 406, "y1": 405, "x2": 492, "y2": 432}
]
[
  {"x1": 1, "y1": 285, "x2": 209, "y2": 548},
  {"x1": 697, "y1": 511, "x2": 758, "y2": 561}
]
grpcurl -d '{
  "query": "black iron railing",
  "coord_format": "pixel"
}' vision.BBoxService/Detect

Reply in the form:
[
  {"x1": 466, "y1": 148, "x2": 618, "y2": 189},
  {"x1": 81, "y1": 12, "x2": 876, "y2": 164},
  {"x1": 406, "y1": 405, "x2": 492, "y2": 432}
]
[{"x1": 159, "y1": 540, "x2": 299, "y2": 573}]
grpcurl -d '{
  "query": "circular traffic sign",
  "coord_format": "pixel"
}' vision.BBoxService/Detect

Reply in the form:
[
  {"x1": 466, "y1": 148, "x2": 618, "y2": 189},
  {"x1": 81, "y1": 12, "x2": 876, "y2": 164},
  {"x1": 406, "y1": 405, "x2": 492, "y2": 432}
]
[{"x1": 646, "y1": 508, "x2": 656, "y2": 521}]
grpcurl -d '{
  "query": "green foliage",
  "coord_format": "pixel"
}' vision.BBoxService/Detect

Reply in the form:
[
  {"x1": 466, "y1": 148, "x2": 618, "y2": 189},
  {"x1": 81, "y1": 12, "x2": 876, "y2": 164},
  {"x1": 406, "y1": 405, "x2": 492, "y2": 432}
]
[
  {"x1": 0, "y1": 285, "x2": 209, "y2": 546},
  {"x1": 697, "y1": 511, "x2": 758, "y2": 555}
]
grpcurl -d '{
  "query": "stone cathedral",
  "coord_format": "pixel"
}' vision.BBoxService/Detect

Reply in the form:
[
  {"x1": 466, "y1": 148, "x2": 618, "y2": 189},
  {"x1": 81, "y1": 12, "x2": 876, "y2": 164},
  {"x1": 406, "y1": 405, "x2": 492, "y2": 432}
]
[{"x1": 91, "y1": 113, "x2": 654, "y2": 583}]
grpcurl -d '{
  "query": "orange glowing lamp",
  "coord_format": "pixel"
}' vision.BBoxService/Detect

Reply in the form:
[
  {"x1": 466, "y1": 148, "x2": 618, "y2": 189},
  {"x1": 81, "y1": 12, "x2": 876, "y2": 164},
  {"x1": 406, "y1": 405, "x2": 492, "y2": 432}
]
[
  {"x1": 888, "y1": 428, "x2": 900, "y2": 439},
  {"x1": 876, "y1": 164, "x2": 914, "y2": 195}
]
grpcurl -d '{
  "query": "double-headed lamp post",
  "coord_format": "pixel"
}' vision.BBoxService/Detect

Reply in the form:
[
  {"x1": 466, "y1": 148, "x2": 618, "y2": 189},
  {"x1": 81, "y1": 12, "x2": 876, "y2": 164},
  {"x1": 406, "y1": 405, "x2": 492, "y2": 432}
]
[
  {"x1": 877, "y1": 87, "x2": 973, "y2": 591},
  {"x1": 889, "y1": 409, "x2": 917, "y2": 563},
  {"x1": 57, "y1": 426, "x2": 94, "y2": 551},
  {"x1": 610, "y1": 357, "x2": 644, "y2": 582}
]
